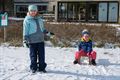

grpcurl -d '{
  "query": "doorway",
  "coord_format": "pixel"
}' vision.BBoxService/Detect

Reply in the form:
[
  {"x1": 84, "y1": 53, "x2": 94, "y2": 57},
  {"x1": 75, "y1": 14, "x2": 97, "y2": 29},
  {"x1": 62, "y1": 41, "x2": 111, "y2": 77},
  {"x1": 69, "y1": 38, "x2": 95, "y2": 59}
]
[{"x1": 87, "y1": 2, "x2": 98, "y2": 22}]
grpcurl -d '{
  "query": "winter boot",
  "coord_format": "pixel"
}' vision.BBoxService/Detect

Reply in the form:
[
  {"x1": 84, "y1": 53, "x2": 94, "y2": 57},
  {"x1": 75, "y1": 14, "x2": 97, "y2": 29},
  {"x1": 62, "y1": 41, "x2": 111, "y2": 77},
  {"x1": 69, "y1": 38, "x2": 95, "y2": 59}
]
[
  {"x1": 42, "y1": 70, "x2": 47, "y2": 73},
  {"x1": 91, "y1": 59, "x2": 96, "y2": 66},
  {"x1": 31, "y1": 69, "x2": 36, "y2": 73},
  {"x1": 39, "y1": 69, "x2": 47, "y2": 73},
  {"x1": 73, "y1": 59, "x2": 78, "y2": 64}
]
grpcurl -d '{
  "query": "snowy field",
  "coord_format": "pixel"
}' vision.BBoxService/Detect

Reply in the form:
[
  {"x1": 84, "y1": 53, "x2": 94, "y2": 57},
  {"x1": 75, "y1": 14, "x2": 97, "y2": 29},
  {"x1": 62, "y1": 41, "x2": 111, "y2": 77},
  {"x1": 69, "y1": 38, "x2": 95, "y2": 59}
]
[{"x1": 0, "y1": 46, "x2": 120, "y2": 80}]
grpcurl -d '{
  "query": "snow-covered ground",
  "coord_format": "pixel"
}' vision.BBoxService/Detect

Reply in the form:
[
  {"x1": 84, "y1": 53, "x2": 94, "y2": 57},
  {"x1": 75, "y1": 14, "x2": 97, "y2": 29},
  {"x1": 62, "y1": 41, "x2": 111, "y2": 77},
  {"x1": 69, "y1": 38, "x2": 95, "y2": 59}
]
[{"x1": 0, "y1": 46, "x2": 120, "y2": 80}]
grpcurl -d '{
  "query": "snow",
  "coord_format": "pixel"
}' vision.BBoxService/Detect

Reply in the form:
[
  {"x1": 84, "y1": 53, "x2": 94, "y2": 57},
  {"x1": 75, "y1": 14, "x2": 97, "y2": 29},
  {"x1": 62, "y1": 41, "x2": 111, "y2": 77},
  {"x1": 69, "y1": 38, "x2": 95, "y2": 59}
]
[{"x1": 0, "y1": 46, "x2": 120, "y2": 80}]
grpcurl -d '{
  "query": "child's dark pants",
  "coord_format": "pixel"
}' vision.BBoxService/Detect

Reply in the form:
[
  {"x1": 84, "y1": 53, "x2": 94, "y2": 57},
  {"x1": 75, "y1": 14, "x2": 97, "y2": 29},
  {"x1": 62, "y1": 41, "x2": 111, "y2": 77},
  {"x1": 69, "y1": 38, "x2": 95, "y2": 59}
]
[{"x1": 29, "y1": 42, "x2": 47, "y2": 71}]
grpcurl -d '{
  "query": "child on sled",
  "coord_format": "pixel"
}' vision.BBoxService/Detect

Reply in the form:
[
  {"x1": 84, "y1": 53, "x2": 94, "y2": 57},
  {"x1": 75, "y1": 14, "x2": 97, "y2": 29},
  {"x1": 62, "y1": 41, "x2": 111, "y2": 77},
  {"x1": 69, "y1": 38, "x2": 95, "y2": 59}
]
[{"x1": 73, "y1": 29, "x2": 97, "y2": 65}]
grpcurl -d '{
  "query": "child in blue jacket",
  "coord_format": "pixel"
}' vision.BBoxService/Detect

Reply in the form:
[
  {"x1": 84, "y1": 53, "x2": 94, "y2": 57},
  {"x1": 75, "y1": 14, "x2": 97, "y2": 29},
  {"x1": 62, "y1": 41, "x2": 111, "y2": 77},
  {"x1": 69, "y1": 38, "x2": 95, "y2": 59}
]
[
  {"x1": 73, "y1": 29, "x2": 97, "y2": 65},
  {"x1": 23, "y1": 5, "x2": 54, "y2": 73}
]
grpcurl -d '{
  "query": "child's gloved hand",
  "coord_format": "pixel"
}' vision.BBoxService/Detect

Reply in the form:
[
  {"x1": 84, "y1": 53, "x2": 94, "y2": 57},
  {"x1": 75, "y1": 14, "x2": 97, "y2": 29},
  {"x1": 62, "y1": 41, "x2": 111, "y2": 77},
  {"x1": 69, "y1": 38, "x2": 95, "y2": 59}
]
[
  {"x1": 46, "y1": 32, "x2": 55, "y2": 39},
  {"x1": 50, "y1": 35, "x2": 54, "y2": 39},
  {"x1": 23, "y1": 40, "x2": 29, "y2": 48},
  {"x1": 50, "y1": 32, "x2": 55, "y2": 36},
  {"x1": 50, "y1": 32, "x2": 55, "y2": 39}
]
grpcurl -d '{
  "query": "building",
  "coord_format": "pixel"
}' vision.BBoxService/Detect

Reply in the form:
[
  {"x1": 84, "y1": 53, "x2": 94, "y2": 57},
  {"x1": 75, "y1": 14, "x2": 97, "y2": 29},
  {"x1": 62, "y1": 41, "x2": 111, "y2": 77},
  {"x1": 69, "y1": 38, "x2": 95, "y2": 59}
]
[
  {"x1": 14, "y1": 0, "x2": 55, "y2": 17},
  {"x1": 1, "y1": 0, "x2": 120, "y2": 23},
  {"x1": 55, "y1": 0, "x2": 120, "y2": 23}
]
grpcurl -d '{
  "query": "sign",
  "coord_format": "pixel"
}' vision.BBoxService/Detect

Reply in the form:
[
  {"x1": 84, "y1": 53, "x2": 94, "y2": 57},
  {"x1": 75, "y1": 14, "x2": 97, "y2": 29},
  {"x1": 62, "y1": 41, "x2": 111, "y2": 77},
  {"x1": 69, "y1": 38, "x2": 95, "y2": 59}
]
[{"x1": 0, "y1": 12, "x2": 8, "y2": 27}]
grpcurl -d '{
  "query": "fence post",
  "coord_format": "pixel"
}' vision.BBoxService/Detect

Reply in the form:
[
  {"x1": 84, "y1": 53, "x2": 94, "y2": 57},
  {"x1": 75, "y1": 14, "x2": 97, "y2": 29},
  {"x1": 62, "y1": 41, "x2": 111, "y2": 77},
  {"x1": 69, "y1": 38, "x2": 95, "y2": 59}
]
[{"x1": 4, "y1": 27, "x2": 7, "y2": 42}]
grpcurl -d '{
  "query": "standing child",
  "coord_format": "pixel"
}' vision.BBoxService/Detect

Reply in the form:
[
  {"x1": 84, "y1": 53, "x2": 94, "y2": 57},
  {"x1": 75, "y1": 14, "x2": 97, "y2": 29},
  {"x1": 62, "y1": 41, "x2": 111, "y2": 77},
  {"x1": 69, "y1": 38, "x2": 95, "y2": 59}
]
[
  {"x1": 23, "y1": 5, "x2": 54, "y2": 73},
  {"x1": 73, "y1": 29, "x2": 97, "y2": 65}
]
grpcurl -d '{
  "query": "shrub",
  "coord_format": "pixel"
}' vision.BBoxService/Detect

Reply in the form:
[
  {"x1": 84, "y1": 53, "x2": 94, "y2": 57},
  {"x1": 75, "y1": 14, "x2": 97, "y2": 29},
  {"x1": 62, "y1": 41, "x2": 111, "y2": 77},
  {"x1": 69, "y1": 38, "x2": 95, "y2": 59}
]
[{"x1": 0, "y1": 21, "x2": 119, "y2": 47}]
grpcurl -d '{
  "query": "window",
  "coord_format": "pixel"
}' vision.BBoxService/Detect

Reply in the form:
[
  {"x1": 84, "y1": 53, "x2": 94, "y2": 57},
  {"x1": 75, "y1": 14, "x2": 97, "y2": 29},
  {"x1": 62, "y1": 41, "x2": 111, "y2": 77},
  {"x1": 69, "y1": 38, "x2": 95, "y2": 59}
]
[
  {"x1": 16, "y1": 5, "x2": 28, "y2": 13},
  {"x1": 58, "y1": 2, "x2": 67, "y2": 21},
  {"x1": 108, "y1": 2, "x2": 118, "y2": 22},
  {"x1": 16, "y1": 5, "x2": 28, "y2": 17},
  {"x1": 87, "y1": 3, "x2": 98, "y2": 21},
  {"x1": 38, "y1": 5, "x2": 47, "y2": 13}
]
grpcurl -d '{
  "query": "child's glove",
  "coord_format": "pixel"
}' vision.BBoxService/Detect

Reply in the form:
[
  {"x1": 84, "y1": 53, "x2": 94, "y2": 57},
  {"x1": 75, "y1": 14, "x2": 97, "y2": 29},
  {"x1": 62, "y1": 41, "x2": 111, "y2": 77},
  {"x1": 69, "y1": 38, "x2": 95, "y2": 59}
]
[
  {"x1": 23, "y1": 40, "x2": 29, "y2": 48},
  {"x1": 46, "y1": 32, "x2": 55, "y2": 39},
  {"x1": 50, "y1": 32, "x2": 55, "y2": 39}
]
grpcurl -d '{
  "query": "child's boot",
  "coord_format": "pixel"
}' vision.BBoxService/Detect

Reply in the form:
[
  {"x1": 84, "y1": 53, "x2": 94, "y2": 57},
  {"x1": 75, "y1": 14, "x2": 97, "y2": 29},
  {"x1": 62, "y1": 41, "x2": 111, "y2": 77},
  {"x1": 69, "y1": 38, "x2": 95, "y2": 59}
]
[
  {"x1": 91, "y1": 59, "x2": 96, "y2": 66},
  {"x1": 73, "y1": 59, "x2": 78, "y2": 64}
]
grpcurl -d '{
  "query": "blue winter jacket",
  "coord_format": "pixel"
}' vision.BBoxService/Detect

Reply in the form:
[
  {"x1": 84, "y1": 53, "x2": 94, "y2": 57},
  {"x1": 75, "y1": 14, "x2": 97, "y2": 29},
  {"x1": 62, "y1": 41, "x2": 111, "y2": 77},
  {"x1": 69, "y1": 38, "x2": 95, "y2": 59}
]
[
  {"x1": 23, "y1": 15, "x2": 47, "y2": 43},
  {"x1": 78, "y1": 38, "x2": 93, "y2": 53}
]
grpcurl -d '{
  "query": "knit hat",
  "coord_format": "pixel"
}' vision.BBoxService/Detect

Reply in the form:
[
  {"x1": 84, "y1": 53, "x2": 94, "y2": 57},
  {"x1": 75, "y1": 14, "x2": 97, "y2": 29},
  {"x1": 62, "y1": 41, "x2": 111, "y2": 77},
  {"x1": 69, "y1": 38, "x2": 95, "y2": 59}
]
[
  {"x1": 28, "y1": 5, "x2": 38, "y2": 11},
  {"x1": 82, "y1": 29, "x2": 89, "y2": 35}
]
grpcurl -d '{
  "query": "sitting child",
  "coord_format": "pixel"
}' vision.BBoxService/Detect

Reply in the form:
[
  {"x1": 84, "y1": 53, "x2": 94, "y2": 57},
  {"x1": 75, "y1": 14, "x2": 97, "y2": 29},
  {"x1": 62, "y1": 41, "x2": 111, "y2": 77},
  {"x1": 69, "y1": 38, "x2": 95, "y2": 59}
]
[{"x1": 73, "y1": 29, "x2": 97, "y2": 65}]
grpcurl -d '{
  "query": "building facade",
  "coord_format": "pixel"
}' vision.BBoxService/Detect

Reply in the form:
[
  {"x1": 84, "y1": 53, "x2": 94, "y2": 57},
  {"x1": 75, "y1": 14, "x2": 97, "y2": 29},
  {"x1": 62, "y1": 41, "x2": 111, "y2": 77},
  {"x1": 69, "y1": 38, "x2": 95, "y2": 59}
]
[
  {"x1": 55, "y1": 0, "x2": 120, "y2": 23},
  {"x1": 1, "y1": 0, "x2": 120, "y2": 23}
]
